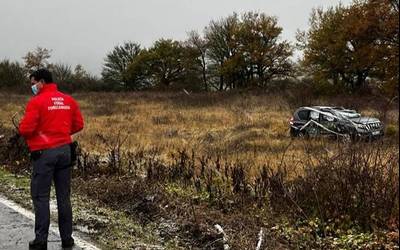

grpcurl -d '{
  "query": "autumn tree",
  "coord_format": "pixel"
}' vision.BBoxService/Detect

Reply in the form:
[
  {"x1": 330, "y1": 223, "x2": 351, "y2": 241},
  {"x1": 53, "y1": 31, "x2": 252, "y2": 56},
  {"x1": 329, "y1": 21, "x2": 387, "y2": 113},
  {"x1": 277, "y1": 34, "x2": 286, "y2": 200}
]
[
  {"x1": 125, "y1": 39, "x2": 190, "y2": 89},
  {"x1": 362, "y1": 0, "x2": 399, "y2": 99},
  {"x1": 236, "y1": 12, "x2": 293, "y2": 87},
  {"x1": 123, "y1": 50, "x2": 154, "y2": 90},
  {"x1": 205, "y1": 14, "x2": 240, "y2": 90},
  {"x1": 148, "y1": 39, "x2": 187, "y2": 87},
  {"x1": 299, "y1": 0, "x2": 399, "y2": 95},
  {"x1": 22, "y1": 47, "x2": 52, "y2": 73},
  {"x1": 102, "y1": 41, "x2": 142, "y2": 88},
  {"x1": 205, "y1": 12, "x2": 293, "y2": 90},
  {"x1": 185, "y1": 31, "x2": 209, "y2": 91}
]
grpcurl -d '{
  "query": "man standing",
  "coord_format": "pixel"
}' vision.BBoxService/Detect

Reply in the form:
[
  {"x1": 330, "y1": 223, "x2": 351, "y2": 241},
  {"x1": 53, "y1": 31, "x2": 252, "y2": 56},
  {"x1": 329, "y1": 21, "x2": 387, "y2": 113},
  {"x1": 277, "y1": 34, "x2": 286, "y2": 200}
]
[{"x1": 19, "y1": 69, "x2": 84, "y2": 250}]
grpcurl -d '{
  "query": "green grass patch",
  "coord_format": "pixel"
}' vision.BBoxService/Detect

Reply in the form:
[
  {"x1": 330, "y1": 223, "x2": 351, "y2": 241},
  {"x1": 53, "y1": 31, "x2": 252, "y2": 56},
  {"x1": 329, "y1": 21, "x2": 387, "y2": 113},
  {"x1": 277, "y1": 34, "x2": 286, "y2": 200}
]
[{"x1": 0, "y1": 166, "x2": 165, "y2": 250}]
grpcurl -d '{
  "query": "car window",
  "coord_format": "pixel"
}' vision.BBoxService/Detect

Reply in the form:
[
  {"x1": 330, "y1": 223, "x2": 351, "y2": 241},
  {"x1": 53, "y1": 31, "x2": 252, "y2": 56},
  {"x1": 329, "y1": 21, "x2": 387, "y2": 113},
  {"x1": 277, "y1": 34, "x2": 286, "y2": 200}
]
[
  {"x1": 321, "y1": 114, "x2": 335, "y2": 122},
  {"x1": 297, "y1": 110, "x2": 309, "y2": 120},
  {"x1": 310, "y1": 111, "x2": 319, "y2": 120}
]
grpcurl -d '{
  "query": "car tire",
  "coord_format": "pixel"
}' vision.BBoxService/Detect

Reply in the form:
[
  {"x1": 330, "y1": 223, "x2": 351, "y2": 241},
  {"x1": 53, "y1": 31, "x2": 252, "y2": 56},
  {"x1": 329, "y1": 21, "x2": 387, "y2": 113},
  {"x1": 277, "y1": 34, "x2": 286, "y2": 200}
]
[
  {"x1": 350, "y1": 132, "x2": 362, "y2": 142},
  {"x1": 298, "y1": 130, "x2": 309, "y2": 139},
  {"x1": 341, "y1": 134, "x2": 351, "y2": 143},
  {"x1": 290, "y1": 127, "x2": 299, "y2": 137}
]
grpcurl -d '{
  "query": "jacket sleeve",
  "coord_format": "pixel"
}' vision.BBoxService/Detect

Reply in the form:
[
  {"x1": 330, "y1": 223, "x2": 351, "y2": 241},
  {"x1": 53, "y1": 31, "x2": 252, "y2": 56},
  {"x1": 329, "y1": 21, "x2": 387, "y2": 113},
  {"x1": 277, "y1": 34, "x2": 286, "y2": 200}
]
[
  {"x1": 71, "y1": 99, "x2": 84, "y2": 135},
  {"x1": 19, "y1": 99, "x2": 40, "y2": 138}
]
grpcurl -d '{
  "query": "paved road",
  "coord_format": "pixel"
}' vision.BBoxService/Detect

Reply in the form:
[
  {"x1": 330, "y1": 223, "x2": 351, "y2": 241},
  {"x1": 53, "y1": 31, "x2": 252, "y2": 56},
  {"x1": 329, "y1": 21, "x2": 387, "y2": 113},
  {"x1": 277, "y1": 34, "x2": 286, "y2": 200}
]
[{"x1": 0, "y1": 196, "x2": 97, "y2": 250}]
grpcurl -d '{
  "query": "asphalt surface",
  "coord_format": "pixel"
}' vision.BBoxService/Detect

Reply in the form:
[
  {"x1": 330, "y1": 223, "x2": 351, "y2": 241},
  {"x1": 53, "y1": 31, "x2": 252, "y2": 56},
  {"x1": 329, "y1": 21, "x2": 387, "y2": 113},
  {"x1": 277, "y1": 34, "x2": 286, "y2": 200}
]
[{"x1": 0, "y1": 197, "x2": 84, "y2": 250}]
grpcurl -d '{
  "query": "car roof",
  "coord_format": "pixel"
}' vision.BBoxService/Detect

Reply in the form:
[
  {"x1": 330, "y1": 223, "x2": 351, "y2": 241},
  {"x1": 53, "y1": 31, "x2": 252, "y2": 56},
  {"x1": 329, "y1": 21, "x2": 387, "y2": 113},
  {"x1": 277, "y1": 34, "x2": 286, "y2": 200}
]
[
  {"x1": 310, "y1": 106, "x2": 343, "y2": 110},
  {"x1": 296, "y1": 106, "x2": 335, "y2": 112},
  {"x1": 296, "y1": 106, "x2": 360, "y2": 120},
  {"x1": 303, "y1": 106, "x2": 357, "y2": 113}
]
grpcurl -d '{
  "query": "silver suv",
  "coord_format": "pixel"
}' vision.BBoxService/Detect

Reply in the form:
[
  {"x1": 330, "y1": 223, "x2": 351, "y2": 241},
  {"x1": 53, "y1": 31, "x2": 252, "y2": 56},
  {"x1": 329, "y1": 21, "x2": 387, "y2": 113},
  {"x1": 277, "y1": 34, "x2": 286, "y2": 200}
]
[{"x1": 289, "y1": 106, "x2": 384, "y2": 140}]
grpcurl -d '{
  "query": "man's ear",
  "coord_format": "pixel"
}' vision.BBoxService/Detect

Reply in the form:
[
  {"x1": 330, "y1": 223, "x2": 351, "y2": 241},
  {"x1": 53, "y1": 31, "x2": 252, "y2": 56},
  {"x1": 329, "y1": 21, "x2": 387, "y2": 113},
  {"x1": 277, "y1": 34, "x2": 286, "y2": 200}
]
[{"x1": 37, "y1": 81, "x2": 44, "y2": 88}]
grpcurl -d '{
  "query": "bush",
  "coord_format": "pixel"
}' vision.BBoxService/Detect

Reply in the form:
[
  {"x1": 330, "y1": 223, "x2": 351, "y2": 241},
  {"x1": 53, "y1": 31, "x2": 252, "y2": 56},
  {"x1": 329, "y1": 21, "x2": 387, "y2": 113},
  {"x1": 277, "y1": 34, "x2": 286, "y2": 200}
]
[
  {"x1": 0, "y1": 125, "x2": 30, "y2": 174},
  {"x1": 385, "y1": 124, "x2": 398, "y2": 137},
  {"x1": 1, "y1": 127, "x2": 398, "y2": 248},
  {"x1": 0, "y1": 60, "x2": 27, "y2": 93},
  {"x1": 267, "y1": 141, "x2": 399, "y2": 230},
  {"x1": 68, "y1": 134, "x2": 399, "y2": 232}
]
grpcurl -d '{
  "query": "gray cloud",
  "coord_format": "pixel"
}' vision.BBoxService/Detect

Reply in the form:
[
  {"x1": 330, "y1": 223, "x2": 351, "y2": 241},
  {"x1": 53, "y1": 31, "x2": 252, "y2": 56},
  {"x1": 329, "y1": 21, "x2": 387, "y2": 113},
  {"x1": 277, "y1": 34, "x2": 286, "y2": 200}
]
[{"x1": 0, "y1": 0, "x2": 352, "y2": 75}]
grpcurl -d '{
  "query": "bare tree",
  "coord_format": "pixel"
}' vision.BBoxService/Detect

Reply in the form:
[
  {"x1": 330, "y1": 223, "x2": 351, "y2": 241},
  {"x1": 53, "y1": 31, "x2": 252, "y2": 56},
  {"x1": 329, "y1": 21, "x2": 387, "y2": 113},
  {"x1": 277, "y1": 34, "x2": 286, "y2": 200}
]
[
  {"x1": 22, "y1": 47, "x2": 52, "y2": 73},
  {"x1": 51, "y1": 63, "x2": 73, "y2": 83}
]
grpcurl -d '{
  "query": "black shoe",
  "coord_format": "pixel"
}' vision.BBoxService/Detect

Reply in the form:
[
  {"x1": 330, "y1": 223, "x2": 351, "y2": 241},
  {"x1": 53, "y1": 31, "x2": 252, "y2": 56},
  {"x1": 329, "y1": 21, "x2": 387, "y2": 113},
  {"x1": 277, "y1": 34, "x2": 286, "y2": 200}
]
[
  {"x1": 29, "y1": 239, "x2": 47, "y2": 250},
  {"x1": 62, "y1": 237, "x2": 75, "y2": 248}
]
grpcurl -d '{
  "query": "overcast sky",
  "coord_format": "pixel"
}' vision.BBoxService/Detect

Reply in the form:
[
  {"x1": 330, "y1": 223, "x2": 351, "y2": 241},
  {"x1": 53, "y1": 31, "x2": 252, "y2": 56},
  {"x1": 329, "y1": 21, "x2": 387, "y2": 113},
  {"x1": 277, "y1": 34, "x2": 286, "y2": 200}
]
[{"x1": 0, "y1": 0, "x2": 352, "y2": 76}]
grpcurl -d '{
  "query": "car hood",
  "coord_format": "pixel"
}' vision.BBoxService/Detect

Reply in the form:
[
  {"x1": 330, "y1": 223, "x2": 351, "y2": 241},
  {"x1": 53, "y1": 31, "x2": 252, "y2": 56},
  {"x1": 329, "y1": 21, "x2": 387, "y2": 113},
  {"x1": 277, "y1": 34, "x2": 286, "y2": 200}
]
[{"x1": 349, "y1": 117, "x2": 380, "y2": 124}]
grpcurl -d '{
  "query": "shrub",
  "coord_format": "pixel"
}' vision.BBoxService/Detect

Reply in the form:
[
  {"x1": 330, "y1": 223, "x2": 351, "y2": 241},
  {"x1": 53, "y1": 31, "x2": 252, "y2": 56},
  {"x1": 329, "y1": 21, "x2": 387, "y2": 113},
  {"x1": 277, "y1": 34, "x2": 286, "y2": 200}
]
[
  {"x1": 385, "y1": 124, "x2": 398, "y2": 137},
  {"x1": 0, "y1": 60, "x2": 27, "y2": 93},
  {"x1": 267, "y1": 141, "x2": 399, "y2": 231}
]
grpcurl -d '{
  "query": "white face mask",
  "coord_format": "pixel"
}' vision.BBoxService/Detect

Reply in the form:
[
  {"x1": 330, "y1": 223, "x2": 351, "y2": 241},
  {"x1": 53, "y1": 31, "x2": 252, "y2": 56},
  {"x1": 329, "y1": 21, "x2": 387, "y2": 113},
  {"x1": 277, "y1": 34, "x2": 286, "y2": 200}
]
[{"x1": 31, "y1": 84, "x2": 39, "y2": 95}]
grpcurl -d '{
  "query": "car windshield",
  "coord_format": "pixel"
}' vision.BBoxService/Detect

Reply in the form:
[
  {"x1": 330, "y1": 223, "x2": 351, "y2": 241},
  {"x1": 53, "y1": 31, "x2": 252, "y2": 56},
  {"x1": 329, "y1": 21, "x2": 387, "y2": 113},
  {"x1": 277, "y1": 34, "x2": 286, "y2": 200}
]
[{"x1": 331, "y1": 109, "x2": 361, "y2": 119}]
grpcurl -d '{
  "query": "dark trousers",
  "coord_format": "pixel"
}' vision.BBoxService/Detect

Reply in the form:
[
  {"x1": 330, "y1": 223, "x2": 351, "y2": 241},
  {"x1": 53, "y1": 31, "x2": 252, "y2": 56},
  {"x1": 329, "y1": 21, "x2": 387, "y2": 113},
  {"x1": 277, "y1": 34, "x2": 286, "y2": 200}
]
[{"x1": 31, "y1": 144, "x2": 72, "y2": 241}]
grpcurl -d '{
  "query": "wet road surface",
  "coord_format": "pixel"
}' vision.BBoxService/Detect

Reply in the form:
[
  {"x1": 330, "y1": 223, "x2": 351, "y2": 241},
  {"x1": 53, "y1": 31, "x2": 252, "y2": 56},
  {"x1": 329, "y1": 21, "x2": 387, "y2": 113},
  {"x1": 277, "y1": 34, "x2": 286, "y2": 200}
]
[{"x1": 0, "y1": 195, "x2": 97, "y2": 250}]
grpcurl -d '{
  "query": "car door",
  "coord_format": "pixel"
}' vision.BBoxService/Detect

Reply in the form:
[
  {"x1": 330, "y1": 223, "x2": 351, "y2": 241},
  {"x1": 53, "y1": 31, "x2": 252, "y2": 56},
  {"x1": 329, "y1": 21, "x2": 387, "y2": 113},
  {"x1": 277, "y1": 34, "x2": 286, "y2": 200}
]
[
  {"x1": 294, "y1": 109, "x2": 310, "y2": 129},
  {"x1": 307, "y1": 110, "x2": 321, "y2": 136},
  {"x1": 320, "y1": 111, "x2": 341, "y2": 135}
]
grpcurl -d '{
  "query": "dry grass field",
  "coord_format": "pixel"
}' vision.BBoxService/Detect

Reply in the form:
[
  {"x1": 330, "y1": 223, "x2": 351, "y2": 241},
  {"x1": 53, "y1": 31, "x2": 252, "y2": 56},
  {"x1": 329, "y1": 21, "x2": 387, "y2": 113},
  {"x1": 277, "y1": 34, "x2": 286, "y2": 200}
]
[
  {"x1": 1, "y1": 91, "x2": 398, "y2": 166},
  {"x1": 1, "y1": 91, "x2": 399, "y2": 249}
]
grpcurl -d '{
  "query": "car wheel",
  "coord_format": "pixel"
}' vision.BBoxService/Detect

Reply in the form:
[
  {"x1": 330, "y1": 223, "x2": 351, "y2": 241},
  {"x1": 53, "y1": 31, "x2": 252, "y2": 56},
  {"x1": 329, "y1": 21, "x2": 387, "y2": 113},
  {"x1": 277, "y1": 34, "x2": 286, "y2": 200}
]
[
  {"x1": 290, "y1": 127, "x2": 299, "y2": 137},
  {"x1": 341, "y1": 134, "x2": 351, "y2": 143},
  {"x1": 350, "y1": 132, "x2": 362, "y2": 142},
  {"x1": 298, "y1": 130, "x2": 309, "y2": 139}
]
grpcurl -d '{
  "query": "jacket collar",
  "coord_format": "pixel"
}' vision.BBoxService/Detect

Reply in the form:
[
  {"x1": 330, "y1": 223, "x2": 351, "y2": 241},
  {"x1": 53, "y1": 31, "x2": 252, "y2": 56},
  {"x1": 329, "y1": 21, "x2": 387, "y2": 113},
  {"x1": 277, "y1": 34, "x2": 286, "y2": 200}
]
[{"x1": 39, "y1": 83, "x2": 58, "y2": 94}]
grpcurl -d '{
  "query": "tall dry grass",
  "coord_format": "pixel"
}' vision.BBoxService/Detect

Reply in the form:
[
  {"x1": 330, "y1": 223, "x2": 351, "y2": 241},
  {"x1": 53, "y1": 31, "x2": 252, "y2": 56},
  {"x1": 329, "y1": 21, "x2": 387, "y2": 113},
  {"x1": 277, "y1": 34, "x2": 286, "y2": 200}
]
[
  {"x1": 1, "y1": 91, "x2": 399, "y2": 248},
  {"x1": 1, "y1": 91, "x2": 398, "y2": 169}
]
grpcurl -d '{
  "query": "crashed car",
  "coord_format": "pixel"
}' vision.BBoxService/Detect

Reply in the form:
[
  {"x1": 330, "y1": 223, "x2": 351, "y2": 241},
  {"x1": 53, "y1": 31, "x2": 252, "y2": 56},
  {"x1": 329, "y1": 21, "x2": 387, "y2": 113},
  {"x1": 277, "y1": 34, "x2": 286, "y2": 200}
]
[{"x1": 289, "y1": 106, "x2": 384, "y2": 140}]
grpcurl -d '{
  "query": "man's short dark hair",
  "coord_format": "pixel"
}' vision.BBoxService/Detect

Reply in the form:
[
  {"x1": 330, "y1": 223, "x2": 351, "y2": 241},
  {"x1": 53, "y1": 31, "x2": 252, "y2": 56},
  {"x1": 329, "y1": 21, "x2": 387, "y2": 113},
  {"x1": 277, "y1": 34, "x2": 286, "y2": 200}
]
[{"x1": 30, "y1": 69, "x2": 53, "y2": 83}]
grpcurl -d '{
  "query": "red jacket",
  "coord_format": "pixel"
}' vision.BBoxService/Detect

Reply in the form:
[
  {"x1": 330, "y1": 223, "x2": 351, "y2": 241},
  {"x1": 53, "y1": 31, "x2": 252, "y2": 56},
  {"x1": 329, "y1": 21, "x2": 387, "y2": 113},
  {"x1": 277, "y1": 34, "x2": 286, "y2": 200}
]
[{"x1": 19, "y1": 83, "x2": 84, "y2": 151}]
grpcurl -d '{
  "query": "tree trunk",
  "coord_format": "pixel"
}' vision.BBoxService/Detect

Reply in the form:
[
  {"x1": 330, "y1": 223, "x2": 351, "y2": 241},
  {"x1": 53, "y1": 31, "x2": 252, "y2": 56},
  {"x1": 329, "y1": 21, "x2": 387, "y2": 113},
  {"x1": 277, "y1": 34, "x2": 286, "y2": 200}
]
[
  {"x1": 219, "y1": 75, "x2": 224, "y2": 91},
  {"x1": 340, "y1": 72, "x2": 354, "y2": 91},
  {"x1": 160, "y1": 77, "x2": 170, "y2": 87},
  {"x1": 201, "y1": 55, "x2": 208, "y2": 91},
  {"x1": 355, "y1": 71, "x2": 366, "y2": 89},
  {"x1": 219, "y1": 61, "x2": 224, "y2": 91},
  {"x1": 333, "y1": 72, "x2": 339, "y2": 86},
  {"x1": 257, "y1": 64, "x2": 264, "y2": 86}
]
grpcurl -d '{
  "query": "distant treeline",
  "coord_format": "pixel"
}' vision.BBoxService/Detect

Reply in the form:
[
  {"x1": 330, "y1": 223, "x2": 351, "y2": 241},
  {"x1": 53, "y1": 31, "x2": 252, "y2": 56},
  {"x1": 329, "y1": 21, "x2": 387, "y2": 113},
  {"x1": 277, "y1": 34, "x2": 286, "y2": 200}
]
[{"x1": 0, "y1": 0, "x2": 398, "y2": 98}]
